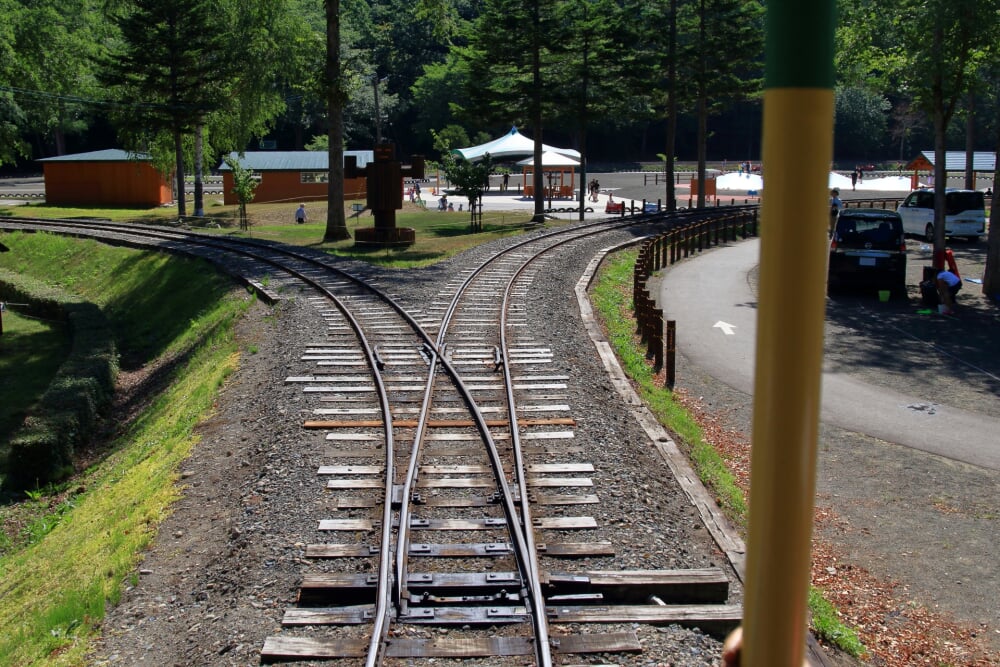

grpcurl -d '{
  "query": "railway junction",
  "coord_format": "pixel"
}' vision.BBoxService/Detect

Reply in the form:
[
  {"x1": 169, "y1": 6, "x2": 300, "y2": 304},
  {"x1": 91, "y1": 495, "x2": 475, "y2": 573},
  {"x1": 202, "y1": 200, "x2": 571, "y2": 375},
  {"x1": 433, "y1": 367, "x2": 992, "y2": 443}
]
[{"x1": 2, "y1": 177, "x2": 997, "y2": 665}]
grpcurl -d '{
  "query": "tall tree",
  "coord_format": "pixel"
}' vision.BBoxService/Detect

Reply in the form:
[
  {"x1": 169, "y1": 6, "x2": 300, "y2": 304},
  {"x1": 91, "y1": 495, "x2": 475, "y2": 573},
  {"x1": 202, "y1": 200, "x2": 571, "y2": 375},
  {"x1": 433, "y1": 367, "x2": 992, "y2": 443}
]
[
  {"x1": 898, "y1": 0, "x2": 995, "y2": 267},
  {"x1": 463, "y1": 0, "x2": 560, "y2": 222},
  {"x1": 841, "y1": 0, "x2": 996, "y2": 266},
  {"x1": 549, "y1": 0, "x2": 635, "y2": 219},
  {"x1": 410, "y1": 53, "x2": 474, "y2": 148},
  {"x1": 210, "y1": 0, "x2": 305, "y2": 151},
  {"x1": 101, "y1": 0, "x2": 232, "y2": 217},
  {"x1": 834, "y1": 86, "x2": 891, "y2": 160},
  {"x1": 12, "y1": 0, "x2": 111, "y2": 157},
  {"x1": 627, "y1": 0, "x2": 684, "y2": 209},
  {"x1": 0, "y1": 0, "x2": 28, "y2": 166},
  {"x1": 978, "y1": 63, "x2": 1000, "y2": 295},
  {"x1": 324, "y1": 0, "x2": 350, "y2": 241},
  {"x1": 682, "y1": 0, "x2": 764, "y2": 207}
]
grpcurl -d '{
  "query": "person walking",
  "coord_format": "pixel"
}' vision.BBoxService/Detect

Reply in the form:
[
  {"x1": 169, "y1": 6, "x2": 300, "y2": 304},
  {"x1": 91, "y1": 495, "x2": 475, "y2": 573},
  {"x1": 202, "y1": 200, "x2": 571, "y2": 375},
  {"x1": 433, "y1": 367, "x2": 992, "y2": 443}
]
[
  {"x1": 851, "y1": 168, "x2": 858, "y2": 191},
  {"x1": 295, "y1": 203, "x2": 307, "y2": 224}
]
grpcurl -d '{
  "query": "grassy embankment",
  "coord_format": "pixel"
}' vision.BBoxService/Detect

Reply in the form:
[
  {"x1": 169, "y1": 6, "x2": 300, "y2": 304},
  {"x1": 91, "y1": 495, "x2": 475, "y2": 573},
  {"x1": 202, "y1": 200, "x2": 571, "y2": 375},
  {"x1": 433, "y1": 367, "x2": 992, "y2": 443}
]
[
  {"x1": 590, "y1": 249, "x2": 863, "y2": 658},
  {"x1": 0, "y1": 231, "x2": 251, "y2": 665},
  {"x1": 0, "y1": 311, "x2": 70, "y2": 441}
]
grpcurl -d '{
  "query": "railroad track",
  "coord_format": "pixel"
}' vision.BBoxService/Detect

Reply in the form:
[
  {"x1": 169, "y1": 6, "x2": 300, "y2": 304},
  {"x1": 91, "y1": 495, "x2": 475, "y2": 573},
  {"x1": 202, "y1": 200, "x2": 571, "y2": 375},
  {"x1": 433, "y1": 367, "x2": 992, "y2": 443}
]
[{"x1": 0, "y1": 213, "x2": 745, "y2": 665}]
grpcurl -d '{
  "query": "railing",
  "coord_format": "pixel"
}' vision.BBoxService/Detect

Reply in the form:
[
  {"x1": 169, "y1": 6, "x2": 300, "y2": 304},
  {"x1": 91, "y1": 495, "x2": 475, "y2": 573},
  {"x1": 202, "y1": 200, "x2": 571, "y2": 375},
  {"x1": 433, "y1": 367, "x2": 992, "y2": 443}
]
[
  {"x1": 633, "y1": 208, "x2": 759, "y2": 386},
  {"x1": 840, "y1": 196, "x2": 905, "y2": 210}
]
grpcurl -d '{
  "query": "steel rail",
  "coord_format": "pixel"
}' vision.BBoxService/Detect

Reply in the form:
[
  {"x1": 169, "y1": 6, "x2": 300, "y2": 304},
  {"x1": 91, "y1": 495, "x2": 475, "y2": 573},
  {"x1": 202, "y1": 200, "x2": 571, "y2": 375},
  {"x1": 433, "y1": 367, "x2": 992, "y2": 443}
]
[
  {"x1": 1, "y1": 209, "x2": 745, "y2": 664},
  {"x1": 0, "y1": 215, "x2": 407, "y2": 664}
]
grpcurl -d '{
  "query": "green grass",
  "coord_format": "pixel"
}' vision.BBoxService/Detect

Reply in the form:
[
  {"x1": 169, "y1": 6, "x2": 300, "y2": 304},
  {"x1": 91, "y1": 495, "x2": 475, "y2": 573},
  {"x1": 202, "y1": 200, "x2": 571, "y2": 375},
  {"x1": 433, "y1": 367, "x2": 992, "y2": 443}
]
[
  {"x1": 0, "y1": 311, "x2": 70, "y2": 441},
  {"x1": 591, "y1": 248, "x2": 866, "y2": 657},
  {"x1": 808, "y1": 588, "x2": 866, "y2": 657},
  {"x1": 1, "y1": 199, "x2": 547, "y2": 269},
  {"x1": 0, "y1": 202, "x2": 181, "y2": 223},
  {"x1": 0, "y1": 232, "x2": 249, "y2": 665},
  {"x1": 591, "y1": 249, "x2": 746, "y2": 520},
  {"x1": 0, "y1": 231, "x2": 235, "y2": 367},
  {"x1": 212, "y1": 211, "x2": 545, "y2": 268}
]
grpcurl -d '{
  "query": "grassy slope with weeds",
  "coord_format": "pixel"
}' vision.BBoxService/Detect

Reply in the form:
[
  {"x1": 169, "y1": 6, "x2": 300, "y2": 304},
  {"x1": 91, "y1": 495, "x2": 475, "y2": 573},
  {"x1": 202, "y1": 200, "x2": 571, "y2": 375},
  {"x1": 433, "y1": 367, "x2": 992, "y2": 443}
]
[
  {"x1": 591, "y1": 249, "x2": 863, "y2": 658},
  {"x1": 0, "y1": 231, "x2": 249, "y2": 665},
  {"x1": 0, "y1": 311, "x2": 70, "y2": 441}
]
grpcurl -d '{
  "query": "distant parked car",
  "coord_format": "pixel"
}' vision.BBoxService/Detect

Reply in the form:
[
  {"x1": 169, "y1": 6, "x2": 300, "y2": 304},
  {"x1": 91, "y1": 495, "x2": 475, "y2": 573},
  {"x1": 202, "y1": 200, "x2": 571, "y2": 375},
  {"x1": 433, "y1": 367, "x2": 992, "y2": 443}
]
[
  {"x1": 896, "y1": 188, "x2": 985, "y2": 242},
  {"x1": 828, "y1": 209, "x2": 907, "y2": 296}
]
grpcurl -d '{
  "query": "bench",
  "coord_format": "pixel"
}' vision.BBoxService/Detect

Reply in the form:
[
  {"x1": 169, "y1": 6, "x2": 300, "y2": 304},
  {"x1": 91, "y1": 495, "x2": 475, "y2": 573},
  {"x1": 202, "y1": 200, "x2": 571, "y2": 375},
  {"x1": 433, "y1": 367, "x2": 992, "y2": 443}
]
[{"x1": 606, "y1": 201, "x2": 624, "y2": 214}]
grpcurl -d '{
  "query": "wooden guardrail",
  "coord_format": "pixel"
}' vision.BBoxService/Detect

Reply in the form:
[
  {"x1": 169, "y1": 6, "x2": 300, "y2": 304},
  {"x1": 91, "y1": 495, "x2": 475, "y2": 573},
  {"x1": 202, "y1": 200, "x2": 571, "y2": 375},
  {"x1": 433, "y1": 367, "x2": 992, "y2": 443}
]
[{"x1": 632, "y1": 209, "x2": 759, "y2": 386}]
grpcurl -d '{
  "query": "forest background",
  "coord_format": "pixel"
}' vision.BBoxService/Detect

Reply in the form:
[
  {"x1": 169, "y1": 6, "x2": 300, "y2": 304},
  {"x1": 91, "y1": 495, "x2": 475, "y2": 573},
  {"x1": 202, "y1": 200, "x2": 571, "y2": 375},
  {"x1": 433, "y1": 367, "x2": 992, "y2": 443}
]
[{"x1": 2, "y1": 0, "x2": 999, "y2": 176}]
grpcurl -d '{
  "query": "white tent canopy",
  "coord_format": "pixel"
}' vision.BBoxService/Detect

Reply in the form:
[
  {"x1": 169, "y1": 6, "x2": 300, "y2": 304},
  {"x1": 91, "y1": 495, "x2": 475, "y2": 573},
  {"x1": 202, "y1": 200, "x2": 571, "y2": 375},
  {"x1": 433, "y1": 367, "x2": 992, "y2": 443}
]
[
  {"x1": 516, "y1": 151, "x2": 580, "y2": 167},
  {"x1": 453, "y1": 126, "x2": 581, "y2": 162}
]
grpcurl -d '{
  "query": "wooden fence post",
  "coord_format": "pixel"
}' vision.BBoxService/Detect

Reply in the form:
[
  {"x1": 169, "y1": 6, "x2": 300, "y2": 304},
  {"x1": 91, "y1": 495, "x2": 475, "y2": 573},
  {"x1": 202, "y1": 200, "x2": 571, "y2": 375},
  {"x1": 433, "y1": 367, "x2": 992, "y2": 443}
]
[{"x1": 665, "y1": 319, "x2": 676, "y2": 387}]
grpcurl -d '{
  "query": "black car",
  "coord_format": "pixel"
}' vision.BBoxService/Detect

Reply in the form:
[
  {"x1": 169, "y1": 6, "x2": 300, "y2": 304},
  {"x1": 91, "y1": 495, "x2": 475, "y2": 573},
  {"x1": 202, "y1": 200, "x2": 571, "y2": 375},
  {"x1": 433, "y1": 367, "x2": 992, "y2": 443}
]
[{"x1": 828, "y1": 209, "x2": 907, "y2": 296}]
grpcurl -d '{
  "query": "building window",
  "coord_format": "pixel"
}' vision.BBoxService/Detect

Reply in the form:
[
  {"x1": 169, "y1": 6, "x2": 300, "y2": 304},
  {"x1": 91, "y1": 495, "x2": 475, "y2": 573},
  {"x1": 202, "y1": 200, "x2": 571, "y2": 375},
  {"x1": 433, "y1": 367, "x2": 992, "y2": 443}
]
[{"x1": 301, "y1": 171, "x2": 329, "y2": 184}]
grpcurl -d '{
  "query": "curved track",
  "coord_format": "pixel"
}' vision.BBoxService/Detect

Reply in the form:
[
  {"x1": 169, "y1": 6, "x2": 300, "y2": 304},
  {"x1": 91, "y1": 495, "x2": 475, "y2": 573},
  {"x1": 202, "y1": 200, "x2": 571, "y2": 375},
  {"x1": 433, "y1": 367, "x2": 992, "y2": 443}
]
[{"x1": 0, "y1": 213, "x2": 745, "y2": 665}]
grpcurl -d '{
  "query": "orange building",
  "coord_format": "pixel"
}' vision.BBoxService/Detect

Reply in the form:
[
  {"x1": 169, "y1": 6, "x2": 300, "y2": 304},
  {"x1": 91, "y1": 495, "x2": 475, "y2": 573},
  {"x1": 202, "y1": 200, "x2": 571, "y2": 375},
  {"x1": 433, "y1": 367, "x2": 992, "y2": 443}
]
[
  {"x1": 218, "y1": 151, "x2": 372, "y2": 205},
  {"x1": 40, "y1": 149, "x2": 172, "y2": 207}
]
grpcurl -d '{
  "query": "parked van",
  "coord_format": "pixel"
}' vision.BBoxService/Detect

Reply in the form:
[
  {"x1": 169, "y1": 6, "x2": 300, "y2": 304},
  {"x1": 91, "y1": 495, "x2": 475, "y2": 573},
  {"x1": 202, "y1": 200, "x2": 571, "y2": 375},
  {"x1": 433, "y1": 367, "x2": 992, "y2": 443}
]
[{"x1": 896, "y1": 188, "x2": 986, "y2": 242}]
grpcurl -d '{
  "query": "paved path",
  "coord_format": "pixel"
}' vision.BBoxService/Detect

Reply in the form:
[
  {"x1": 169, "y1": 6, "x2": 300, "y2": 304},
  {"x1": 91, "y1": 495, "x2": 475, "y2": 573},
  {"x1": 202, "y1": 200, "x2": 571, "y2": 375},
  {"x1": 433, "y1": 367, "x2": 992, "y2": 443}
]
[{"x1": 660, "y1": 238, "x2": 1000, "y2": 470}]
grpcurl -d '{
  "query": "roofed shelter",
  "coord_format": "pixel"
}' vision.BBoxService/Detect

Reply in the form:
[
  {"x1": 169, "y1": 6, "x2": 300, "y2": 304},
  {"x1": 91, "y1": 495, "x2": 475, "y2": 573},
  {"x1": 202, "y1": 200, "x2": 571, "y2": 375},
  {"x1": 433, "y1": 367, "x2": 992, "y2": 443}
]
[
  {"x1": 905, "y1": 151, "x2": 996, "y2": 173},
  {"x1": 39, "y1": 149, "x2": 172, "y2": 207},
  {"x1": 218, "y1": 151, "x2": 373, "y2": 205},
  {"x1": 904, "y1": 151, "x2": 996, "y2": 190},
  {"x1": 452, "y1": 127, "x2": 580, "y2": 163},
  {"x1": 517, "y1": 151, "x2": 580, "y2": 198}
]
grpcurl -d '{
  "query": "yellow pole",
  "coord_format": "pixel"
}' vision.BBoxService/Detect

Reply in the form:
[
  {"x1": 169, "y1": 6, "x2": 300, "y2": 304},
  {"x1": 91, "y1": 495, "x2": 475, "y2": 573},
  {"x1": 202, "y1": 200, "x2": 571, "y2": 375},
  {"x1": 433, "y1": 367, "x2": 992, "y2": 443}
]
[{"x1": 744, "y1": 3, "x2": 835, "y2": 666}]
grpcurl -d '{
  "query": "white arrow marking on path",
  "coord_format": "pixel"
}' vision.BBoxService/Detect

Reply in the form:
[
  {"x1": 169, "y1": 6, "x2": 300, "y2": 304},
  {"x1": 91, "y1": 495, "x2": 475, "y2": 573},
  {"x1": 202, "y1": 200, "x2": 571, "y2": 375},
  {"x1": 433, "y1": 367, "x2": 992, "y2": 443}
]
[{"x1": 713, "y1": 321, "x2": 736, "y2": 335}]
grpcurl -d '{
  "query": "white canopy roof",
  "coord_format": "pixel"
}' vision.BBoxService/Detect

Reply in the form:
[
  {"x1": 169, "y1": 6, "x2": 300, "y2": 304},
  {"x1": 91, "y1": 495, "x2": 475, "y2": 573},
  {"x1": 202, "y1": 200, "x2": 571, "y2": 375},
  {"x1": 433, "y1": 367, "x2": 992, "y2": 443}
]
[
  {"x1": 517, "y1": 151, "x2": 580, "y2": 167},
  {"x1": 453, "y1": 126, "x2": 581, "y2": 162}
]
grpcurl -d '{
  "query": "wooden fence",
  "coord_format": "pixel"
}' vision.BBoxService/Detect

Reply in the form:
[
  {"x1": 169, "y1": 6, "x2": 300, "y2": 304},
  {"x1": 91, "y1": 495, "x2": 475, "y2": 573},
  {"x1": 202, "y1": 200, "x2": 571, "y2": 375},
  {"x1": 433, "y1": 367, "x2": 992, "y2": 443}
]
[{"x1": 632, "y1": 208, "x2": 759, "y2": 386}]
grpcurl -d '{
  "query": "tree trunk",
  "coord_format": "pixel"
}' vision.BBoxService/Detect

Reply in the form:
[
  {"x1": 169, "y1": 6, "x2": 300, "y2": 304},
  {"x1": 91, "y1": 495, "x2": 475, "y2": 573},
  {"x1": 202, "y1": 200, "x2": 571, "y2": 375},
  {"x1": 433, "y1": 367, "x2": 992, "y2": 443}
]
[
  {"x1": 965, "y1": 91, "x2": 975, "y2": 190},
  {"x1": 54, "y1": 127, "x2": 66, "y2": 156},
  {"x1": 695, "y1": 0, "x2": 707, "y2": 209},
  {"x1": 323, "y1": 0, "x2": 349, "y2": 242},
  {"x1": 530, "y1": 0, "x2": 545, "y2": 224},
  {"x1": 194, "y1": 122, "x2": 205, "y2": 217},
  {"x1": 983, "y1": 105, "x2": 1000, "y2": 297},
  {"x1": 577, "y1": 135, "x2": 587, "y2": 222},
  {"x1": 577, "y1": 21, "x2": 589, "y2": 223},
  {"x1": 174, "y1": 128, "x2": 186, "y2": 218},
  {"x1": 697, "y1": 94, "x2": 707, "y2": 209},
  {"x1": 665, "y1": 0, "x2": 677, "y2": 212},
  {"x1": 532, "y1": 132, "x2": 545, "y2": 222},
  {"x1": 932, "y1": 107, "x2": 947, "y2": 269}
]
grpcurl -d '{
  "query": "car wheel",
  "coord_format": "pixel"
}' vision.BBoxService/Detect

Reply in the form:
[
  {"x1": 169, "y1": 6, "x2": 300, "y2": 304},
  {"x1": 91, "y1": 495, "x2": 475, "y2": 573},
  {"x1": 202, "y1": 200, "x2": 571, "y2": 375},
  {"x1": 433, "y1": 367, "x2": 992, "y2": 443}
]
[{"x1": 924, "y1": 223, "x2": 934, "y2": 243}]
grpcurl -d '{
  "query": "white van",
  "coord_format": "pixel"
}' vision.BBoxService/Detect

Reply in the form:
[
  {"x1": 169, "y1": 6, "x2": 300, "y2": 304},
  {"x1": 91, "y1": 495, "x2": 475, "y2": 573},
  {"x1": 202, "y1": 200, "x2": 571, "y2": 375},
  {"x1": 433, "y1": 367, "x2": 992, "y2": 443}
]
[{"x1": 896, "y1": 188, "x2": 986, "y2": 242}]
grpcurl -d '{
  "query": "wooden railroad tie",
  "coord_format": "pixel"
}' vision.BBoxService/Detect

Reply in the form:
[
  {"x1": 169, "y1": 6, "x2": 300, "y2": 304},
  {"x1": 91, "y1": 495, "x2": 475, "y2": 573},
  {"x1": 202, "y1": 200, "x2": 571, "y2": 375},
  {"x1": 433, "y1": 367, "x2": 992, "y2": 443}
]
[{"x1": 303, "y1": 417, "x2": 576, "y2": 428}]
